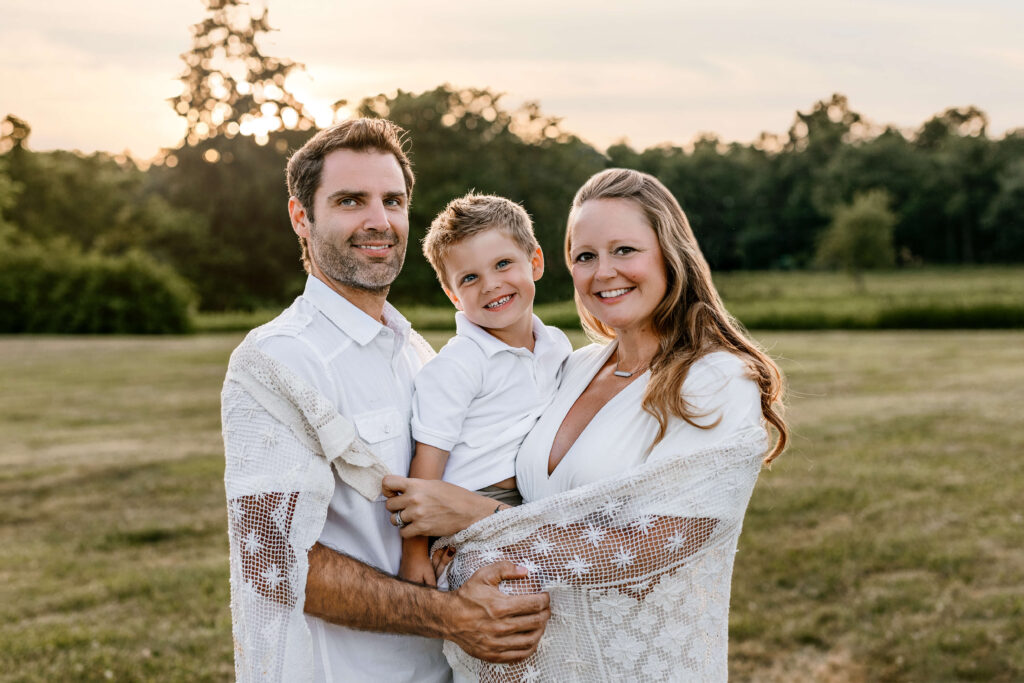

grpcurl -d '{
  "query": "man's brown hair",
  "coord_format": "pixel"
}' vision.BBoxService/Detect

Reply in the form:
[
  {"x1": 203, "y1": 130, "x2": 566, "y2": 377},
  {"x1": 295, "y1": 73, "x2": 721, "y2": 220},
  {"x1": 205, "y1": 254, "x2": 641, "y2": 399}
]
[{"x1": 286, "y1": 118, "x2": 414, "y2": 272}]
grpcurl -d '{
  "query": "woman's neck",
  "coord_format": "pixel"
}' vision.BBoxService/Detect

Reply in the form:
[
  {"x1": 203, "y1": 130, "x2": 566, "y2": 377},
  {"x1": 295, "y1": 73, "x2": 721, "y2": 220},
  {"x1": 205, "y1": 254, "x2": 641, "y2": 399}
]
[{"x1": 613, "y1": 328, "x2": 660, "y2": 374}]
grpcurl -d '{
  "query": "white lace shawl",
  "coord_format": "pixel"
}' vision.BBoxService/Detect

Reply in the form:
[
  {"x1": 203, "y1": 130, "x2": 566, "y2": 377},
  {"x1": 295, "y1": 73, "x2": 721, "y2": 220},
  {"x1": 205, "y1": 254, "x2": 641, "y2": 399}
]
[
  {"x1": 440, "y1": 427, "x2": 768, "y2": 682},
  {"x1": 220, "y1": 330, "x2": 427, "y2": 682}
]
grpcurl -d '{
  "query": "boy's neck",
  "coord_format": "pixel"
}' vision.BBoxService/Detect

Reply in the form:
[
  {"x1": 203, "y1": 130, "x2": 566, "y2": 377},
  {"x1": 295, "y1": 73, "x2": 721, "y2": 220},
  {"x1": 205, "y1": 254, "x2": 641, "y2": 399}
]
[{"x1": 479, "y1": 314, "x2": 536, "y2": 352}]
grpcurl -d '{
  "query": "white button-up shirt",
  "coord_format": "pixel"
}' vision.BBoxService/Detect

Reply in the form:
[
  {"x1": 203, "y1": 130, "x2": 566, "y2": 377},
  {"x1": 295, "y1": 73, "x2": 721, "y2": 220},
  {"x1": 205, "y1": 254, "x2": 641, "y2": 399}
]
[
  {"x1": 411, "y1": 312, "x2": 572, "y2": 492},
  {"x1": 256, "y1": 275, "x2": 451, "y2": 683}
]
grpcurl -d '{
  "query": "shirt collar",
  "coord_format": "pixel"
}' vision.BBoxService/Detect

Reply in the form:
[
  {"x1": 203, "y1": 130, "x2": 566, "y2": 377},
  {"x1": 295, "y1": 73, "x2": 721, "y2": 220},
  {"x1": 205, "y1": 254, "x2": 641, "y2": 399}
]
[
  {"x1": 302, "y1": 275, "x2": 410, "y2": 347},
  {"x1": 455, "y1": 311, "x2": 546, "y2": 357}
]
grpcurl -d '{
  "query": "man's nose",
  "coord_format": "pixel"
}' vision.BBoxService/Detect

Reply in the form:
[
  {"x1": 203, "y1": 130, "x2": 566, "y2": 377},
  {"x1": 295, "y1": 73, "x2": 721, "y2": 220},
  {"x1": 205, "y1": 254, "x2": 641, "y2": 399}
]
[{"x1": 364, "y1": 200, "x2": 390, "y2": 230}]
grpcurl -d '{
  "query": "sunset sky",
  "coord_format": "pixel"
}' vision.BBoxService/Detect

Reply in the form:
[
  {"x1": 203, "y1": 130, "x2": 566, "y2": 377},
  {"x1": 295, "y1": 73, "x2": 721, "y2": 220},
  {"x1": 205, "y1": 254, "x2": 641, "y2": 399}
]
[{"x1": 2, "y1": 0, "x2": 1022, "y2": 160}]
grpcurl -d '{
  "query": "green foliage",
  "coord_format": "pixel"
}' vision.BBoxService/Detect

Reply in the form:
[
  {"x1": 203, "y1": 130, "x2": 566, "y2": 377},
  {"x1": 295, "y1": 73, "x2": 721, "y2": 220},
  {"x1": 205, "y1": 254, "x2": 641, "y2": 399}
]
[
  {"x1": 356, "y1": 85, "x2": 607, "y2": 305},
  {"x1": 815, "y1": 189, "x2": 897, "y2": 279},
  {"x1": 0, "y1": 241, "x2": 195, "y2": 334}
]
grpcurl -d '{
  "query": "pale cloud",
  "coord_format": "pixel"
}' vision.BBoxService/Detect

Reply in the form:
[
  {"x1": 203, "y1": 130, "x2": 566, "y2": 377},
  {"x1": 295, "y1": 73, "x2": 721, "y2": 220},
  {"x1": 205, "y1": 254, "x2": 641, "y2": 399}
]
[{"x1": 1, "y1": 0, "x2": 1021, "y2": 158}]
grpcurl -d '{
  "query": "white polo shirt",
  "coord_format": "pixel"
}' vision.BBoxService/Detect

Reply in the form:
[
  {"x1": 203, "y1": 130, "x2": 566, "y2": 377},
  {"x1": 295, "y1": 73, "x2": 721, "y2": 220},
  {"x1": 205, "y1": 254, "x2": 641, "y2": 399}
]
[
  {"x1": 254, "y1": 275, "x2": 451, "y2": 683},
  {"x1": 411, "y1": 312, "x2": 572, "y2": 492}
]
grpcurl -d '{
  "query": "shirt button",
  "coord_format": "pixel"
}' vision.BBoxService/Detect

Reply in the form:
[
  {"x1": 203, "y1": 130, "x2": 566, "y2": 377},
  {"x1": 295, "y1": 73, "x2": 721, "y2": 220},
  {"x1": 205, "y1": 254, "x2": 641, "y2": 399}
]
[{"x1": 384, "y1": 424, "x2": 392, "y2": 434}]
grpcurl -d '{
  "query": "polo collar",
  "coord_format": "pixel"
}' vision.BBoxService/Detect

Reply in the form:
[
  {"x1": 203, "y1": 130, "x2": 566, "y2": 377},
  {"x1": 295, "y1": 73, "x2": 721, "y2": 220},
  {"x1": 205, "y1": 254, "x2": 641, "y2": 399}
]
[
  {"x1": 454, "y1": 311, "x2": 548, "y2": 357},
  {"x1": 302, "y1": 275, "x2": 409, "y2": 346}
]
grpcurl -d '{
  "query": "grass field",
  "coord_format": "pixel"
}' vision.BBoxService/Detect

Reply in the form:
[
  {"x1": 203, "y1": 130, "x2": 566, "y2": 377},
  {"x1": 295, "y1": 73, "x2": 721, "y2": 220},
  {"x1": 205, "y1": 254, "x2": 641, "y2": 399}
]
[
  {"x1": 194, "y1": 266, "x2": 1024, "y2": 332},
  {"x1": 2, "y1": 330, "x2": 1022, "y2": 681}
]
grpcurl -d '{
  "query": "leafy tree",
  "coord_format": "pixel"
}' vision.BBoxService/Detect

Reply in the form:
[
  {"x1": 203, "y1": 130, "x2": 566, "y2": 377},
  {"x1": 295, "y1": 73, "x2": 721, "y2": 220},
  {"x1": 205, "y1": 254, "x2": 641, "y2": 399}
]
[
  {"x1": 170, "y1": 0, "x2": 319, "y2": 147},
  {"x1": 815, "y1": 190, "x2": 897, "y2": 288},
  {"x1": 980, "y1": 157, "x2": 1024, "y2": 261},
  {"x1": 356, "y1": 85, "x2": 605, "y2": 304}
]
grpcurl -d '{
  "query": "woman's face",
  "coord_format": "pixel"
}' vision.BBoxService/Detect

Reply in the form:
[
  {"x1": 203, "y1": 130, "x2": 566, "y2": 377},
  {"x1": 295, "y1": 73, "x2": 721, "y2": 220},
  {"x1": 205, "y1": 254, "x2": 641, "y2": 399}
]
[{"x1": 568, "y1": 198, "x2": 669, "y2": 336}]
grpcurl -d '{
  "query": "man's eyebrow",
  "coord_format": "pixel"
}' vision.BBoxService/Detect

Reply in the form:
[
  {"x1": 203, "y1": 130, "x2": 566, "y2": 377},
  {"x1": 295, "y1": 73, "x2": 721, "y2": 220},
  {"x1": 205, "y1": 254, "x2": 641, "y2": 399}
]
[{"x1": 325, "y1": 189, "x2": 367, "y2": 203}]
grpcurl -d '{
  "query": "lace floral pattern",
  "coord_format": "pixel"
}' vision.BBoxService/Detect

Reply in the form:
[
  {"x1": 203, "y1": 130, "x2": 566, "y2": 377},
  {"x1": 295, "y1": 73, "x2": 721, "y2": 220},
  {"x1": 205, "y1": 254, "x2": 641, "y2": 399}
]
[
  {"x1": 440, "y1": 429, "x2": 766, "y2": 682},
  {"x1": 221, "y1": 329, "x2": 433, "y2": 682}
]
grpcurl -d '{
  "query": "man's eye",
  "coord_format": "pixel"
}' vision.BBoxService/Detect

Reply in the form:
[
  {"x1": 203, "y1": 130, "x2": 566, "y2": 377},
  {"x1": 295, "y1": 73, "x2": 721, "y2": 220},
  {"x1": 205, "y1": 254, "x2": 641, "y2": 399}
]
[
  {"x1": 339, "y1": 198, "x2": 357, "y2": 206},
  {"x1": 384, "y1": 198, "x2": 402, "y2": 207}
]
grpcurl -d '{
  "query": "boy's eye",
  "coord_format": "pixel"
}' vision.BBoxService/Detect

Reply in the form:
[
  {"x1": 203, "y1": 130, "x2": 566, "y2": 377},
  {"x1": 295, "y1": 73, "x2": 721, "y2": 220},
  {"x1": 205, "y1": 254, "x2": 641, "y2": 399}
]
[
  {"x1": 496, "y1": 259, "x2": 512, "y2": 269},
  {"x1": 460, "y1": 274, "x2": 478, "y2": 285}
]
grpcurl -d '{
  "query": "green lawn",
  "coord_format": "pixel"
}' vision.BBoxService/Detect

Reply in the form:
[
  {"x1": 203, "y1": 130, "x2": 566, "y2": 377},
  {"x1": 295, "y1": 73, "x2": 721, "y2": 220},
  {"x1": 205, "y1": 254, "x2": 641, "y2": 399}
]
[{"x1": 1, "y1": 331, "x2": 1021, "y2": 681}]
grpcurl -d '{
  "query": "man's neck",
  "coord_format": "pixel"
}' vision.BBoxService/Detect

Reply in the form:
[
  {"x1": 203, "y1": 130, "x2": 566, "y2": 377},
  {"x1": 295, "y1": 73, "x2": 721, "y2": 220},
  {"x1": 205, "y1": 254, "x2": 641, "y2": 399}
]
[{"x1": 311, "y1": 271, "x2": 389, "y2": 323}]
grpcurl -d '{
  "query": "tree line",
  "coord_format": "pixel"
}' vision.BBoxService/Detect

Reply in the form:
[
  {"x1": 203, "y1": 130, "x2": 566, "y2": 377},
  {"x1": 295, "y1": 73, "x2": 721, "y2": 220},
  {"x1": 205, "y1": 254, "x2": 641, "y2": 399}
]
[{"x1": 3, "y1": 89, "x2": 1023, "y2": 312}]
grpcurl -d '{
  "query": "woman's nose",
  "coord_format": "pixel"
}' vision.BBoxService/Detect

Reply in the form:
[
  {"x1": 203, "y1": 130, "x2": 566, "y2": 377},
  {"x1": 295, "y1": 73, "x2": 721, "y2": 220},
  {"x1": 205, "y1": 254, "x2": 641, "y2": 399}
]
[{"x1": 595, "y1": 254, "x2": 616, "y2": 279}]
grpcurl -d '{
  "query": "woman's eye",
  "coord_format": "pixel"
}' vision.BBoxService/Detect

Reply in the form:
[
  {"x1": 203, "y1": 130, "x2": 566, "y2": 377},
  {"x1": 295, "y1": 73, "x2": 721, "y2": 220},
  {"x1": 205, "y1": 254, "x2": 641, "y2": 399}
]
[
  {"x1": 573, "y1": 252, "x2": 594, "y2": 263},
  {"x1": 615, "y1": 246, "x2": 636, "y2": 255}
]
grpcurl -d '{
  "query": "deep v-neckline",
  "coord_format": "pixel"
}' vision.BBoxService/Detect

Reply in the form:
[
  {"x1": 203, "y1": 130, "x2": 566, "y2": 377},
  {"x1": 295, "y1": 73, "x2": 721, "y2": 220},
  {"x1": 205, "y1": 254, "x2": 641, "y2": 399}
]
[{"x1": 545, "y1": 342, "x2": 648, "y2": 478}]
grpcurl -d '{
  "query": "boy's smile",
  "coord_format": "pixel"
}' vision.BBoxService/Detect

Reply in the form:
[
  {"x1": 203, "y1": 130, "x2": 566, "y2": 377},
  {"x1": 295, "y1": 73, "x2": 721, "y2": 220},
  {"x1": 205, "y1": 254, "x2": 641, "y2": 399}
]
[{"x1": 443, "y1": 229, "x2": 544, "y2": 350}]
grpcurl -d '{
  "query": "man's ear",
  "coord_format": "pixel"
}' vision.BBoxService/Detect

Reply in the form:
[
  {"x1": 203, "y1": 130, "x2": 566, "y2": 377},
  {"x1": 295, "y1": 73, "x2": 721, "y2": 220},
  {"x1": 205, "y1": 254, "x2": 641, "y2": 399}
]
[
  {"x1": 442, "y1": 286, "x2": 463, "y2": 311},
  {"x1": 530, "y1": 246, "x2": 545, "y2": 281},
  {"x1": 288, "y1": 197, "x2": 310, "y2": 239}
]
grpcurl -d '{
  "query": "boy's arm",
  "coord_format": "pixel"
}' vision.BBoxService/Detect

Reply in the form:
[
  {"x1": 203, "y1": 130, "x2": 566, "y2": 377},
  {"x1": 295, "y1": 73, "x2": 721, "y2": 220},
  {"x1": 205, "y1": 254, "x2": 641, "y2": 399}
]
[{"x1": 399, "y1": 443, "x2": 451, "y2": 584}]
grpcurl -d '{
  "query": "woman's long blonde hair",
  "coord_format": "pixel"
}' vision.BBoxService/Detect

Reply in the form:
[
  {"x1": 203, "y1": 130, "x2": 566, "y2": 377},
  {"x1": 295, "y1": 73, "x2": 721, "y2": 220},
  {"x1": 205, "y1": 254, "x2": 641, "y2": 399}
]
[{"x1": 565, "y1": 168, "x2": 787, "y2": 464}]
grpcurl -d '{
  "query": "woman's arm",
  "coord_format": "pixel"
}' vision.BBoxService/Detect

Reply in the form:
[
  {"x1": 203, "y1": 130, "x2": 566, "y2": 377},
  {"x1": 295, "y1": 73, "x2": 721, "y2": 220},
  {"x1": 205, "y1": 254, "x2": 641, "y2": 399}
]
[
  {"x1": 473, "y1": 514, "x2": 717, "y2": 588},
  {"x1": 382, "y1": 474, "x2": 499, "y2": 537}
]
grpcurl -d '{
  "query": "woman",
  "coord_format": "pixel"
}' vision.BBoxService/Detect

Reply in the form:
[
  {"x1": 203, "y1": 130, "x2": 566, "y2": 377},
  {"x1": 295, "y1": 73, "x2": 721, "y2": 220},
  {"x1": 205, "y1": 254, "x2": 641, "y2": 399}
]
[{"x1": 385, "y1": 168, "x2": 787, "y2": 681}]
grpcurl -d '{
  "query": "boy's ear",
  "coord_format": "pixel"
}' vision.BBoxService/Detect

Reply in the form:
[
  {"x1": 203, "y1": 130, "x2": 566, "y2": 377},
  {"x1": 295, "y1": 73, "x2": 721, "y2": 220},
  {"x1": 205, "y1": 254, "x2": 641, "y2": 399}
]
[
  {"x1": 288, "y1": 197, "x2": 310, "y2": 239},
  {"x1": 530, "y1": 246, "x2": 545, "y2": 281},
  {"x1": 442, "y1": 286, "x2": 463, "y2": 310}
]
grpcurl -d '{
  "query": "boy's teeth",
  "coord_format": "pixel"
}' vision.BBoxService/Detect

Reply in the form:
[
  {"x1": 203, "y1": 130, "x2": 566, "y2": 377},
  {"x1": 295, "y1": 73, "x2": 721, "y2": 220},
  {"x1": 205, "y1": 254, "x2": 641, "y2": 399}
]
[
  {"x1": 485, "y1": 295, "x2": 512, "y2": 309},
  {"x1": 598, "y1": 288, "x2": 631, "y2": 298}
]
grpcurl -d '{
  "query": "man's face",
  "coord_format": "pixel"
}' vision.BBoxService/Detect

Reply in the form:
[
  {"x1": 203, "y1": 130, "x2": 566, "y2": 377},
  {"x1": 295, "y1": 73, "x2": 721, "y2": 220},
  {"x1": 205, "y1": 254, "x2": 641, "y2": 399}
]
[{"x1": 299, "y1": 149, "x2": 410, "y2": 295}]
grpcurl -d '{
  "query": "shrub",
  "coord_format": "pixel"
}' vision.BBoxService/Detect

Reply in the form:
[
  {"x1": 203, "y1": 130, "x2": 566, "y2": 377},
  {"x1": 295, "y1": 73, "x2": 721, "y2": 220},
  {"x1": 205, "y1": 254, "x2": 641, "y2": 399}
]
[{"x1": 0, "y1": 242, "x2": 195, "y2": 334}]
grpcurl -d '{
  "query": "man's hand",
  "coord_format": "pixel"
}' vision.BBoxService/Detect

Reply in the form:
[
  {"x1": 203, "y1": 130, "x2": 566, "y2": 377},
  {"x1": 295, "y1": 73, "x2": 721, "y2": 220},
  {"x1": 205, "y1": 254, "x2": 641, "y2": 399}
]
[
  {"x1": 382, "y1": 475, "x2": 495, "y2": 538},
  {"x1": 443, "y1": 562, "x2": 550, "y2": 664}
]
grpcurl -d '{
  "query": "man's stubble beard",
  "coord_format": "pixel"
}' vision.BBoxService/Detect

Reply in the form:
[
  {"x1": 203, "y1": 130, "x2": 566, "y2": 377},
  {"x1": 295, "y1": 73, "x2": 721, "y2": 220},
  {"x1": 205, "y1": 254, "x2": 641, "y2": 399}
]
[{"x1": 309, "y1": 222, "x2": 407, "y2": 294}]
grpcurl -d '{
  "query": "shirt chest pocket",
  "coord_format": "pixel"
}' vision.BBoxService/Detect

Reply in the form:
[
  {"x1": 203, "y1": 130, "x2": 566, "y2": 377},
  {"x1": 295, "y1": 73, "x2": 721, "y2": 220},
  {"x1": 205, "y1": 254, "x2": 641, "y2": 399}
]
[{"x1": 351, "y1": 407, "x2": 408, "y2": 471}]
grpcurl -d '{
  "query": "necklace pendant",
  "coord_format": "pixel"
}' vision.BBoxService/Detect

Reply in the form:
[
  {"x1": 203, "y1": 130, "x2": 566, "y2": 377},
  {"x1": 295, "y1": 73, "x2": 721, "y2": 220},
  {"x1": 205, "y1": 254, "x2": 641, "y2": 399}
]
[{"x1": 613, "y1": 370, "x2": 633, "y2": 378}]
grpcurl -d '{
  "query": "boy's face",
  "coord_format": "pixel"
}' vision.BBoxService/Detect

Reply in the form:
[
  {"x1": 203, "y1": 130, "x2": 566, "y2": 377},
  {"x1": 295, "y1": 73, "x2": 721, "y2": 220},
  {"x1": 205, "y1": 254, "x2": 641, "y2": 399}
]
[{"x1": 443, "y1": 229, "x2": 544, "y2": 347}]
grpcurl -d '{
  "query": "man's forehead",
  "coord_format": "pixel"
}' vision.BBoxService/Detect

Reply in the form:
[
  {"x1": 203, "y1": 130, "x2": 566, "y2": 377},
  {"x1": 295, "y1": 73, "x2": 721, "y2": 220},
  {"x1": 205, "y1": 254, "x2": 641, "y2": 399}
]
[{"x1": 317, "y1": 148, "x2": 405, "y2": 193}]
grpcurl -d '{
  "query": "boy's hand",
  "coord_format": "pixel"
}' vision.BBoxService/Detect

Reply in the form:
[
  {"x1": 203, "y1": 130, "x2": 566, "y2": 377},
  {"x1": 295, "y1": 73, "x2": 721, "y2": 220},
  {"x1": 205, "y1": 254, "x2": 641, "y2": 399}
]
[{"x1": 399, "y1": 548, "x2": 437, "y2": 587}]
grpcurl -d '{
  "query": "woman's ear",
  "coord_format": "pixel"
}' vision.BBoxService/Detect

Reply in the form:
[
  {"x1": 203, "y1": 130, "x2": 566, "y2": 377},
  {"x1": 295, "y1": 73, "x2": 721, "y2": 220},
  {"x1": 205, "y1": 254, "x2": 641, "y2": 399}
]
[{"x1": 531, "y1": 247, "x2": 545, "y2": 281}]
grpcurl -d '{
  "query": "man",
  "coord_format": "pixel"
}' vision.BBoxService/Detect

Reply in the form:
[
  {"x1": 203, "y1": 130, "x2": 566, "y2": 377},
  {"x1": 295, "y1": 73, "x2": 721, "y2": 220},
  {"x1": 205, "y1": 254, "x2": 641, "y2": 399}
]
[{"x1": 221, "y1": 118, "x2": 550, "y2": 682}]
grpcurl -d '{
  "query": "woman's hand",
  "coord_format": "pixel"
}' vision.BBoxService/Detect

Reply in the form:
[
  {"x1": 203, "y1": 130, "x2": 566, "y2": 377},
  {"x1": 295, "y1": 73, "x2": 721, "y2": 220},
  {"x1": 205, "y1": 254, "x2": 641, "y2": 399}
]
[{"x1": 382, "y1": 475, "x2": 496, "y2": 538}]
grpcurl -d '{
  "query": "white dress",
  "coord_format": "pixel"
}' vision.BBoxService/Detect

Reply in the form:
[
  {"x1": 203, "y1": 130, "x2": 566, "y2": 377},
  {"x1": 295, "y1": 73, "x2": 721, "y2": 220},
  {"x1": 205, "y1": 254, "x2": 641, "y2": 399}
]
[
  {"x1": 443, "y1": 342, "x2": 768, "y2": 681},
  {"x1": 517, "y1": 342, "x2": 764, "y2": 502}
]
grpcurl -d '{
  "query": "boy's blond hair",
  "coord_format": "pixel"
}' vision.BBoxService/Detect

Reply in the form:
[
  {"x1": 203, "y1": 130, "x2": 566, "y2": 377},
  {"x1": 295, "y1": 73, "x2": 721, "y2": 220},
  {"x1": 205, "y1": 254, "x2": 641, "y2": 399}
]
[{"x1": 423, "y1": 193, "x2": 539, "y2": 288}]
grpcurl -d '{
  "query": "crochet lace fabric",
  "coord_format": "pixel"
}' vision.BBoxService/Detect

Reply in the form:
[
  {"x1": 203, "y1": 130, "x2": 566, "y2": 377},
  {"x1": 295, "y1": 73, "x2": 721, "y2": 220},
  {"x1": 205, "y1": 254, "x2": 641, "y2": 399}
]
[
  {"x1": 440, "y1": 428, "x2": 767, "y2": 682},
  {"x1": 221, "y1": 331, "x2": 411, "y2": 682}
]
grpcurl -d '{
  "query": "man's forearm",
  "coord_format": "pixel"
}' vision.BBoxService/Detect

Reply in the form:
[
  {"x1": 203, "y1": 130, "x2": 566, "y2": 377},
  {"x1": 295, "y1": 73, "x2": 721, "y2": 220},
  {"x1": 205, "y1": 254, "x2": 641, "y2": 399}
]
[{"x1": 304, "y1": 542, "x2": 450, "y2": 637}]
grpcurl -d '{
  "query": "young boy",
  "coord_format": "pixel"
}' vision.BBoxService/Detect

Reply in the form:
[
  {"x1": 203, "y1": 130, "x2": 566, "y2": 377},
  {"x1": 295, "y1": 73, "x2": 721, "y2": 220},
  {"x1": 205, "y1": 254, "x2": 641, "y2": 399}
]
[{"x1": 400, "y1": 193, "x2": 572, "y2": 586}]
